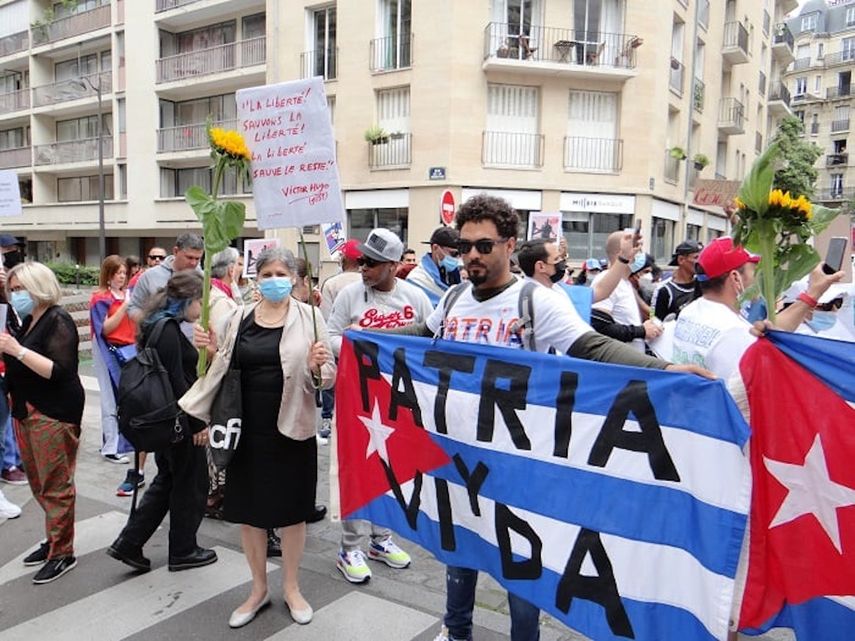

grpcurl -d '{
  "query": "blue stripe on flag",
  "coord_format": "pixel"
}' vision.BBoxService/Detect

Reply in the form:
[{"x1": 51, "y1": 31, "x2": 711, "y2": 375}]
[
  {"x1": 351, "y1": 496, "x2": 720, "y2": 641},
  {"x1": 345, "y1": 331, "x2": 750, "y2": 447},
  {"x1": 767, "y1": 330, "x2": 855, "y2": 402},
  {"x1": 430, "y1": 435, "x2": 745, "y2": 578},
  {"x1": 741, "y1": 596, "x2": 855, "y2": 641}
]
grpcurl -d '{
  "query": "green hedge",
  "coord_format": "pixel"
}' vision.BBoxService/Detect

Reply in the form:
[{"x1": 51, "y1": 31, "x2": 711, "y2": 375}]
[{"x1": 46, "y1": 262, "x2": 100, "y2": 286}]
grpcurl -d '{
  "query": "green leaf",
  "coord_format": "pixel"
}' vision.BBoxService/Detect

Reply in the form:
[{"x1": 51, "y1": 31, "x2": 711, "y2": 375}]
[
  {"x1": 185, "y1": 186, "x2": 216, "y2": 222},
  {"x1": 807, "y1": 204, "x2": 841, "y2": 237},
  {"x1": 773, "y1": 243, "x2": 820, "y2": 298},
  {"x1": 220, "y1": 201, "x2": 246, "y2": 239},
  {"x1": 739, "y1": 143, "x2": 779, "y2": 216}
]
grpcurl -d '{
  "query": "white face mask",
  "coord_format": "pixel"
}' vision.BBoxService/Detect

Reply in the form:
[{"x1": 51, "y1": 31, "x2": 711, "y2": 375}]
[
  {"x1": 639, "y1": 273, "x2": 654, "y2": 286},
  {"x1": 734, "y1": 273, "x2": 746, "y2": 300}
]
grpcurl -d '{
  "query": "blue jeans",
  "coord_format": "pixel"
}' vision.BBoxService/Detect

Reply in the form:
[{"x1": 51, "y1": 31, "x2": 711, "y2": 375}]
[
  {"x1": 444, "y1": 566, "x2": 540, "y2": 641},
  {"x1": 321, "y1": 387, "x2": 335, "y2": 420}
]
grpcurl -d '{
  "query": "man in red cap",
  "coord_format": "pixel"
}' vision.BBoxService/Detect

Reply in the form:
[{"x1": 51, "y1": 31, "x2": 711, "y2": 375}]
[
  {"x1": 317, "y1": 240, "x2": 363, "y2": 443},
  {"x1": 672, "y1": 237, "x2": 843, "y2": 380}
]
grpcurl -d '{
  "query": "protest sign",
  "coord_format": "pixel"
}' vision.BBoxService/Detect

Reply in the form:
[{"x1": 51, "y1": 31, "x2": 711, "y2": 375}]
[
  {"x1": 243, "y1": 237, "x2": 281, "y2": 278},
  {"x1": 322, "y1": 221, "x2": 345, "y2": 255},
  {"x1": 0, "y1": 170, "x2": 22, "y2": 217},
  {"x1": 334, "y1": 332, "x2": 751, "y2": 641},
  {"x1": 527, "y1": 212, "x2": 560, "y2": 240},
  {"x1": 692, "y1": 179, "x2": 741, "y2": 209},
  {"x1": 236, "y1": 78, "x2": 343, "y2": 230}
]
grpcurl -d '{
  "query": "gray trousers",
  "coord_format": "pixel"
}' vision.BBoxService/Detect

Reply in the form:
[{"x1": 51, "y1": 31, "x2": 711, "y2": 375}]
[{"x1": 340, "y1": 519, "x2": 391, "y2": 551}]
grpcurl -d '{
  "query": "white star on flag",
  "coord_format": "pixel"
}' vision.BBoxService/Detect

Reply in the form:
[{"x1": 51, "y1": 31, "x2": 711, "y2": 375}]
[
  {"x1": 765, "y1": 434, "x2": 855, "y2": 553},
  {"x1": 359, "y1": 400, "x2": 395, "y2": 464}
]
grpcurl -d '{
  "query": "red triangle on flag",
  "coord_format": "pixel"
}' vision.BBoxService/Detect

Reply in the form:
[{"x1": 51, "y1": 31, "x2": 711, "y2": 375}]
[
  {"x1": 336, "y1": 336, "x2": 452, "y2": 519},
  {"x1": 739, "y1": 338, "x2": 855, "y2": 628}
]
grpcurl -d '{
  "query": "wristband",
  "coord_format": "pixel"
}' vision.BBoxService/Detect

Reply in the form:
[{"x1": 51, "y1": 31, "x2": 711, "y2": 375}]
[
  {"x1": 797, "y1": 292, "x2": 818, "y2": 309},
  {"x1": 617, "y1": 255, "x2": 631, "y2": 265}
]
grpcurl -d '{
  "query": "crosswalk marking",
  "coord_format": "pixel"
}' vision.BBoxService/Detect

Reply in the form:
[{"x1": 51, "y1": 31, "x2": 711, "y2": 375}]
[
  {"x1": 0, "y1": 547, "x2": 260, "y2": 641},
  {"x1": 0, "y1": 511, "x2": 129, "y2": 587},
  {"x1": 262, "y1": 591, "x2": 437, "y2": 641}
]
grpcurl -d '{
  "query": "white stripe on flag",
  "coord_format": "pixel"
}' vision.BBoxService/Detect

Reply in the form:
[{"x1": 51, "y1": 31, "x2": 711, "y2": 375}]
[
  {"x1": 409, "y1": 379, "x2": 750, "y2": 514},
  {"x1": 0, "y1": 511, "x2": 130, "y2": 587},
  {"x1": 402, "y1": 476, "x2": 733, "y2": 641},
  {"x1": 828, "y1": 596, "x2": 855, "y2": 609},
  {"x1": 0, "y1": 547, "x2": 264, "y2": 641}
]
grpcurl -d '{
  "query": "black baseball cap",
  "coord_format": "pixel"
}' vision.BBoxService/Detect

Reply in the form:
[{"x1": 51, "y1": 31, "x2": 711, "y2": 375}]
[
  {"x1": 668, "y1": 240, "x2": 703, "y2": 266},
  {"x1": 424, "y1": 226, "x2": 459, "y2": 247},
  {"x1": 0, "y1": 234, "x2": 20, "y2": 248}
]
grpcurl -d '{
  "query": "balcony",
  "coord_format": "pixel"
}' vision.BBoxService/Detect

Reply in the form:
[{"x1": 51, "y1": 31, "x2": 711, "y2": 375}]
[
  {"x1": 772, "y1": 24, "x2": 795, "y2": 65},
  {"x1": 824, "y1": 50, "x2": 855, "y2": 68},
  {"x1": 369, "y1": 33, "x2": 412, "y2": 72},
  {"x1": 368, "y1": 133, "x2": 412, "y2": 169},
  {"x1": 300, "y1": 48, "x2": 338, "y2": 81},
  {"x1": 791, "y1": 57, "x2": 811, "y2": 71},
  {"x1": 482, "y1": 23, "x2": 640, "y2": 81},
  {"x1": 34, "y1": 137, "x2": 113, "y2": 167},
  {"x1": 0, "y1": 89, "x2": 30, "y2": 115},
  {"x1": 157, "y1": 120, "x2": 237, "y2": 153},
  {"x1": 0, "y1": 31, "x2": 28, "y2": 58},
  {"x1": 831, "y1": 119, "x2": 850, "y2": 133},
  {"x1": 563, "y1": 137, "x2": 622, "y2": 173},
  {"x1": 718, "y1": 98, "x2": 745, "y2": 135},
  {"x1": 669, "y1": 59, "x2": 684, "y2": 95},
  {"x1": 827, "y1": 86, "x2": 852, "y2": 100},
  {"x1": 816, "y1": 188, "x2": 853, "y2": 202},
  {"x1": 32, "y1": 72, "x2": 111, "y2": 108},
  {"x1": 0, "y1": 147, "x2": 31, "y2": 169},
  {"x1": 768, "y1": 82, "x2": 792, "y2": 117},
  {"x1": 31, "y1": 4, "x2": 111, "y2": 47},
  {"x1": 156, "y1": 0, "x2": 203, "y2": 10},
  {"x1": 827, "y1": 152, "x2": 849, "y2": 167},
  {"x1": 722, "y1": 22, "x2": 749, "y2": 66},
  {"x1": 664, "y1": 151, "x2": 680, "y2": 184},
  {"x1": 156, "y1": 37, "x2": 266, "y2": 84},
  {"x1": 482, "y1": 131, "x2": 544, "y2": 169},
  {"x1": 693, "y1": 78, "x2": 705, "y2": 113}
]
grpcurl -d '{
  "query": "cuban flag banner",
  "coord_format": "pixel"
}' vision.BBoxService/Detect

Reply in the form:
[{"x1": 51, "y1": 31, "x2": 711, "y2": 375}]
[
  {"x1": 333, "y1": 331, "x2": 751, "y2": 641},
  {"x1": 738, "y1": 331, "x2": 855, "y2": 640}
]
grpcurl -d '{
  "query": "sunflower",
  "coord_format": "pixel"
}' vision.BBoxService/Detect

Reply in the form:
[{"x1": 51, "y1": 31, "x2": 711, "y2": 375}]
[{"x1": 209, "y1": 127, "x2": 251, "y2": 161}]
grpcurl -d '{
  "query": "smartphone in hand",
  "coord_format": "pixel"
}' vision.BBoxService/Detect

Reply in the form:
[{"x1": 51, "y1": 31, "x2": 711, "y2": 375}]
[{"x1": 823, "y1": 237, "x2": 847, "y2": 275}]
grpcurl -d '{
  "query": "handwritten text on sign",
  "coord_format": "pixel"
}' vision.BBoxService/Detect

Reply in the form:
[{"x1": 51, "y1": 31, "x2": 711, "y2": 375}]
[{"x1": 237, "y1": 78, "x2": 343, "y2": 230}]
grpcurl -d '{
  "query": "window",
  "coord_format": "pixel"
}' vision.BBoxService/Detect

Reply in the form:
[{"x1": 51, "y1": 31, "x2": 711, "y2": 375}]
[
  {"x1": 707, "y1": 227, "x2": 723, "y2": 243},
  {"x1": 818, "y1": 43, "x2": 824, "y2": 59},
  {"x1": 561, "y1": 212, "x2": 631, "y2": 259},
  {"x1": 651, "y1": 218, "x2": 675, "y2": 263},
  {"x1": 160, "y1": 166, "x2": 249, "y2": 197},
  {"x1": 572, "y1": 0, "x2": 624, "y2": 63},
  {"x1": 0, "y1": 126, "x2": 28, "y2": 150},
  {"x1": 372, "y1": 86, "x2": 411, "y2": 167},
  {"x1": 53, "y1": 0, "x2": 108, "y2": 19},
  {"x1": 794, "y1": 109, "x2": 805, "y2": 123},
  {"x1": 565, "y1": 90, "x2": 620, "y2": 171},
  {"x1": 373, "y1": 0, "x2": 411, "y2": 70},
  {"x1": 56, "y1": 114, "x2": 112, "y2": 141},
  {"x1": 847, "y1": 6, "x2": 855, "y2": 26},
  {"x1": 831, "y1": 173, "x2": 844, "y2": 197},
  {"x1": 242, "y1": 13, "x2": 265, "y2": 40},
  {"x1": 484, "y1": 83, "x2": 541, "y2": 167},
  {"x1": 815, "y1": 75, "x2": 822, "y2": 92},
  {"x1": 160, "y1": 20, "x2": 236, "y2": 57},
  {"x1": 794, "y1": 76, "x2": 807, "y2": 96},
  {"x1": 800, "y1": 13, "x2": 817, "y2": 32},
  {"x1": 686, "y1": 224, "x2": 702, "y2": 241},
  {"x1": 57, "y1": 175, "x2": 114, "y2": 202},
  {"x1": 161, "y1": 93, "x2": 236, "y2": 127},
  {"x1": 308, "y1": 6, "x2": 337, "y2": 80},
  {"x1": 843, "y1": 37, "x2": 855, "y2": 62},
  {"x1": 347, "y1": 208, "x2": 408, "y2": 245},
  {"x1": 54, "y1": 52, "x2": 109, "y2": 81},
  {"x1": 327, "y1": 95, "x2": 335, "y2": 124}
]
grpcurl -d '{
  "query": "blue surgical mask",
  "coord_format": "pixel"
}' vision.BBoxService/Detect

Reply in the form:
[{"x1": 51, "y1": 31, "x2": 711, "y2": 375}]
[
  {"x1": 805, "y1": 311, "x2": 837, "y2": 333},
  {"x1": 440, "y1": 255, "x2": 461, "y2": 272},
  {"x1": 10, "y1": 290, "x2": 34, "y2": 319},
  {"x1": 258, "y1": 276, "x2": 293, "y2": 302},
  {"x1": 630, "y1": 252, "x2": 647, "y2": 273}
]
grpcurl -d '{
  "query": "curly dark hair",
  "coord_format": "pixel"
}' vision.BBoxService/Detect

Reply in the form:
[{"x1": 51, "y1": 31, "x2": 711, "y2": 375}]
[{"x1": 455, "y1": 194, "x2": 519, "y2": 240}]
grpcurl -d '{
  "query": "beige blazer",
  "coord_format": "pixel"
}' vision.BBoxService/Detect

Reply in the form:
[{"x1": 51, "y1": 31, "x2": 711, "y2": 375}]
[{"x1": 179, "y1": 300, "x2": 336, "y2": 441}]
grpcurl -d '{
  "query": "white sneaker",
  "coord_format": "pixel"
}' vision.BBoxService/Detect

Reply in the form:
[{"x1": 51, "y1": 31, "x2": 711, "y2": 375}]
[
  {"x1": 336, "y1": 549, "x2": 372, "y2": 584},
  {"x1": 367, "y1": 537, "x2": 411, "y2": 569},
  {"x1": 0, "y1": 489, "x2": 21, "y2": 519},
  {"x1": 432, "y1": 626, "x2": 467, "y2": 641}
]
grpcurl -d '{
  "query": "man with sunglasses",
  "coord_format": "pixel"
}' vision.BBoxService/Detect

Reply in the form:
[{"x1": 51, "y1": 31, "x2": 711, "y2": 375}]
[
  {"x1": 326, "y1": 228, "x2": 432, "y2": 585},
  {"x1": 406, "y1": 226, "x2": 463, "y2": 306},
  {"x1": 128, "y1": 234, "x2": 203, "y2": 323}
]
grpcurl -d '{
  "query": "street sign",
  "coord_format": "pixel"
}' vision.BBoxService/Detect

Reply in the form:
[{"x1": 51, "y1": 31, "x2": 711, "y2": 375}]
[
  {"x1": 429, "y1": 167, "x2": 446, "y2": 180},
  {"x1": 440, "y1": 190, "x2": 455, "y2": 226}
]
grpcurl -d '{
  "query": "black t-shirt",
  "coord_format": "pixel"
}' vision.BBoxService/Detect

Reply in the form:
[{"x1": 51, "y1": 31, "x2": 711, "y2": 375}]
[
  {"x1": 4, "y1": 305, "x2": 85, "y2": 425},
  {"x1": 652, "y1": 279, "x2": 699, "y2": 320}
]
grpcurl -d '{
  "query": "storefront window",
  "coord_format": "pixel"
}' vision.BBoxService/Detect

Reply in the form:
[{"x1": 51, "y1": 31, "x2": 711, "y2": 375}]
[
  {"x1": 707, "y1": 227, "x2": 724, "y2": 243},
  {"x1": 651, "y1": 217, "x2": 675, "y2": 263},
  {"x1": 348, "y1": 207, "x2": 409, "y2": 245},
  {"x1": 560, "y1": 212, "x2": 631, "y2": 260},
  {"x1": 686, "y1": 223, "x2": 702, "y2": 241}
]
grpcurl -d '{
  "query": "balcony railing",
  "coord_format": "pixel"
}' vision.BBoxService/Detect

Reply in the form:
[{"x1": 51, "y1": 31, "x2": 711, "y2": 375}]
[
  {"x1": 369, "y1": 33, "x2": 412, "y2": 72},
  {"x1": 156, "y1": 0, "x2": 203, "y2": 11},
  {"x1": 482, "y1": 131, "x2": 544, "y2": 168},
  {"x1": 827, "y1": 152, "x2": 849, "y2": 167},
  {"x1": 564, "y1": 137, "x2": 622, "y2": 172},
  {"x1": 31, "y1": 4, "x2": 111, "y2": 46},
  {"x1": 0, "y1": 147, "x2": 31, "y2": 169},
  {"x1": 301, "y1": 48, "x2": 338, "y2": 80},
  {"x1": 698, "y1": 0, "x2": 710, "y2": 29},
  {"x1": 32, "y1": 72, "x2": 111, "y2": 107},
  {"x1": 827, "y1": 86, "x2": 852, "y2": 100},
  {"x1": 718, "y1": 97, "x2": 745, "y2": 133},
  {"x1": 769, "y1": 82, "x2": 791, "y2": 107},
  {"x1": 482, "y1": 23, "x2": 640, "y2": 70},
  {"x1": 157, "y1": 37, "x2": 266, "y2": 83},
  {"x1": 368, "y1": 132, "x2": 412, "y2": 169},
  {"x1": 792, "y1": 57, "x2": 811, "y2": 70},
  {"x1": 1, "y1": 31, "x2": 28, "y2": 57},
  {"x1": 773, "y1": 23, "x2": 794, "y2": 51},
  {"x1": 664, "y1": 151, "x2": 680, "y2": 184},
  {"x1": 824, "y1": 50, "x2": 855, "y2": 67},
  {"x1": 0, "y1": 89, "x2": 30, "y2": 114},
  {"x1": 831, "y1": 119, "x2": 850, "y2": 133},
  {"x1": 34, "y1": 137, "x2": 113, "y2": 166},
  {"x1": 158, "y1": 120, "x2": 237, "y2": 152},
  {"x1": 816, "y1": 188, "x2": 853, "y2": 202},
  {"x1": 669, "y1": 59, "x2": 684, "y2": 95},
  {"x1": 723, "y1": 22, "x2": 749, "y2": 55},
  {"x1": 693, "y1": 78, "x2": 705, "y2": 113}
]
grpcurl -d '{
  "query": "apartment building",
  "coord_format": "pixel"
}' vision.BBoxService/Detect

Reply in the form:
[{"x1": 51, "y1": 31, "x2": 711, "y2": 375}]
[{"x1": 0, "y1": 0, "x2": 798, "y2": 268}]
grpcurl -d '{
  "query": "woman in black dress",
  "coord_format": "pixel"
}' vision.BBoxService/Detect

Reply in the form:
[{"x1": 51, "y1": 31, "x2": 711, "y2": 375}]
[{"x1": 195, "y1": 247, "x2": 335, "y2": 629}]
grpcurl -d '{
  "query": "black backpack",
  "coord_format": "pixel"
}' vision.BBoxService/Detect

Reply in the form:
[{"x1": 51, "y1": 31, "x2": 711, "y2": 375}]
[{"x1": 116, "y1": 318, "x2": 185, "y2": 453}]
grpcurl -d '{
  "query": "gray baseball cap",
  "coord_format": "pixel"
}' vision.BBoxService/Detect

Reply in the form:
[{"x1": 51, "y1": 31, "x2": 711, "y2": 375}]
[{"x1": 357, "y1": 228, "x2": 404, "y2": 263}]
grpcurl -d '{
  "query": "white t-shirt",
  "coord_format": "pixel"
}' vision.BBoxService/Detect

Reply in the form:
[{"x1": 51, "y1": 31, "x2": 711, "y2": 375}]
[
  {"x1": 425, "y1": 278, "x2": 592, "y2": 353},
  {"x1": 591, "y1": 273, "x2": 644, "y2": 352},
  {"x1": 327, "y1": 278, "x2": 433, "y2": 356},
  {"x1": 673, "y1": 297, "x2": 756, "y2": 381}
]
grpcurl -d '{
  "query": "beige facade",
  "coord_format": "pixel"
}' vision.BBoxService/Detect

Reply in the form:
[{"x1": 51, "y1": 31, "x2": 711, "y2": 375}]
[{"x1": 0, "y1": 0, "x2": 800, "y2": 271}]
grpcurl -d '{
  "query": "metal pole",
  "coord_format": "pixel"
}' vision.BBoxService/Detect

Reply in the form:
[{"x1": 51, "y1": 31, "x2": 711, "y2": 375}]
[
  {"x1": 681, "y1": 0, "x2": 702, "y2": 242},
  {"x1": 96, "y1": 76, "x2": 106, "y2": 262}
]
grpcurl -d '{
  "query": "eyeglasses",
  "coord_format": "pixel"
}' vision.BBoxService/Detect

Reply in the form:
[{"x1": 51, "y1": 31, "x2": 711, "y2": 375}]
[
  {"x1": 441, "y1": 246, "x2": 460, "y2": 258},
  {"x1": 455, "y1": 238, "x2": 508, "y2": 255},
  {"x1": 148, "y1": 254, "x2": 166, "y2": 261},
  {"x1": 357, "y1": 256, "x2": 388, "y2": 268}
]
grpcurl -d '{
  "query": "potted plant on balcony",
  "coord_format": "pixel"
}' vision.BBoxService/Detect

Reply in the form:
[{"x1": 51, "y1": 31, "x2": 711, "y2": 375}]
[
  {"x1": 669, "y1": 146, "x2": 687, "y2": 160},
  {"x1": 364, "y1": 125, "x2": 389, "y2": 145},
  {"x1": 692, "y1": 153, "x2": 710, "y2": 171}
]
